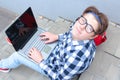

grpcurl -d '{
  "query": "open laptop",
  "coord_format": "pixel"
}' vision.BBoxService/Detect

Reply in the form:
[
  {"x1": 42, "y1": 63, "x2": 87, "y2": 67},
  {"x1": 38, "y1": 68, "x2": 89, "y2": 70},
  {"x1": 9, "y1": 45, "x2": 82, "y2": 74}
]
[{"x1": 5, "y1": 7, "x2": 57, "y2": 62}]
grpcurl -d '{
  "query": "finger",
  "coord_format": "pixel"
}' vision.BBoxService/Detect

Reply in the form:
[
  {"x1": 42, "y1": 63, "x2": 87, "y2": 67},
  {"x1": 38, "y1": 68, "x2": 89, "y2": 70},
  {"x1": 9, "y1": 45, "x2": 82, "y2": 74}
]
[
  {"x1": 44, "y1": 40, "x2": 51, "y2": 44},
  {"x1": 40, "y1": 34, "x2": 46, "y2": 39},
  {"x1": 28, "y1": 54, "x2": 32, "y2": 59},
  {"x1": 28, "y1": 52, "x2": 31, "y2": 58},
  {"x1": 44, "y1": 38, "x2": 49, "y2": 41},
  {"x1": 40, "y1": 37, "x2": 49, "y2": 41},
  {"x1": 40, "y1": 34, "x2": 45, "y2": 37},
  {"x1": 40, "y1": 32, "x2": 47, "y2": 37},
  {"x1": 31, "y1": 47, "x2": 38, "y2": 53},
  {"x1": 31, "y1": 47, "x2": 35, "y2": 51},
  {"x1": 29, "y1": 48, "x2": 34, "y2": 54},
  {"x1": 32, "y1": 47, "x2": 37, "y2": 50},
  {"x1": 28, "y1": 53, "x2": 31, "y2": 57},
  {"x1": 29, "y1": 48, "x2": 33, "y2": 52}
]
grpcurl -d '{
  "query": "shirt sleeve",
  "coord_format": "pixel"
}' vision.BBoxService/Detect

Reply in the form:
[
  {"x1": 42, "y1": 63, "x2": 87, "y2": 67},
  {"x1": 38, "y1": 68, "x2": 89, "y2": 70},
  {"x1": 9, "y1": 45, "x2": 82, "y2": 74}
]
[
  {"x1": 58, "y1": 33, "x2": 65, "y2": 41},
  {"x1": 58, "y1": 25, "x2": 72, "y2": 41},
  {"x1": 39, "y1": 51, "x2": 86, "y2": 80},
  {"x1": 58, "y1": 31, "x2": 71, "y2": 42}
]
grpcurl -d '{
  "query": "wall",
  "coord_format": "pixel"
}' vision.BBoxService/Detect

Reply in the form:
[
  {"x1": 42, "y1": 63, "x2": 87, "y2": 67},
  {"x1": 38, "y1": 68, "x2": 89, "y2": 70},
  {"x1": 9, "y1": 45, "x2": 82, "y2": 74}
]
[{"x1": 0, "y1": 0, "x2": 119, "y2": 24}]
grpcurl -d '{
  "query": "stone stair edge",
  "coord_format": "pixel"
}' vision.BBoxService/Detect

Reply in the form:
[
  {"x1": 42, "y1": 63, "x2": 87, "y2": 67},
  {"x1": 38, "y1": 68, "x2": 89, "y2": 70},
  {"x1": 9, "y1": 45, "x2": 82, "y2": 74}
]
[{"x1": 37, "y1": 15, "x2": 73, "y2": 23}]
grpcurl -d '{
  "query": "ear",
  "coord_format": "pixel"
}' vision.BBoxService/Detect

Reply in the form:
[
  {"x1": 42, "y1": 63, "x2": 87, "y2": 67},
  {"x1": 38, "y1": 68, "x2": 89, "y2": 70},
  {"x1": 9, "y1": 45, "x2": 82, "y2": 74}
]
[
  {"x1": 89, "y1": 35, "x2": 98, "y2": 39},
  {"x1": 94, "y1": 35, "x2": 99, "y2": 38}
]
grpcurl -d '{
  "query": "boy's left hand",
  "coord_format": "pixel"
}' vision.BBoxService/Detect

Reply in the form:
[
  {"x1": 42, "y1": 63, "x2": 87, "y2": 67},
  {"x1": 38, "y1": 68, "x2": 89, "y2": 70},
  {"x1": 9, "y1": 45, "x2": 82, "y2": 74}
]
[{"x1": 28, "y1": 47, "x2": 43, "y2": 63}]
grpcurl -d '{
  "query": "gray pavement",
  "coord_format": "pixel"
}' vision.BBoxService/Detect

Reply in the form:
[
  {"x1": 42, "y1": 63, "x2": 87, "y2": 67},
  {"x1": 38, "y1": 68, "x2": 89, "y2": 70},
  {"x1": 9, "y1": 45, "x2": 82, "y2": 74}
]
[
  {"x1": 0, "y1": 7, "x2": 18, "y2": 32},
  {"x1": 0, "y1": 7, "x2": 120, "y2": 80}
]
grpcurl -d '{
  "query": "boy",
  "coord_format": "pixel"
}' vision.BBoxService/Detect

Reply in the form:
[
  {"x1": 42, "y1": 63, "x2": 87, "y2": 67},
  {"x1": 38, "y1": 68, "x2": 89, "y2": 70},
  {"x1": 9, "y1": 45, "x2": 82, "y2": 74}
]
[{"x1": 0, "y1": 6, "x2": 108, "y2": 80}]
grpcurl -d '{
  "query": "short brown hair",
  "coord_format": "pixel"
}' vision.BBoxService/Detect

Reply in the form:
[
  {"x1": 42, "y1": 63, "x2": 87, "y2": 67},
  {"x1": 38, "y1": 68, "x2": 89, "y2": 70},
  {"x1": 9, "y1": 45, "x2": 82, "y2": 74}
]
[{"x1": 83, "y1": 6, "x2": 108, "y2": 35}]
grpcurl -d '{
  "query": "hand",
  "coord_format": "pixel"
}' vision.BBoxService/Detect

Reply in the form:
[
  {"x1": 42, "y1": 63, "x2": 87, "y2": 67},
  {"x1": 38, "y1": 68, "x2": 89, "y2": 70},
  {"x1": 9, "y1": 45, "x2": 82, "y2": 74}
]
[
  {"x1": 40, "y1": 32, "x2": 58, "y2": 44},
  {"x1": 28, "y1": 47, "x2": 43, "y2": 63}
]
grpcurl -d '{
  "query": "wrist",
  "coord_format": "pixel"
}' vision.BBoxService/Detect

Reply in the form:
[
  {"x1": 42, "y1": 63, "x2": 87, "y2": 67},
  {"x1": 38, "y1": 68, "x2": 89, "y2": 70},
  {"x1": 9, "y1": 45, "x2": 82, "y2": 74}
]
[
  {"x1": 39, "y1": 58, "x2": 44, "y2": 63},
  {"x1": 55, "y1": 35, "x2": 58, "y2": 41},
  {"x1": 39, "y1": 59, "x2": 45, "y2": 68}
]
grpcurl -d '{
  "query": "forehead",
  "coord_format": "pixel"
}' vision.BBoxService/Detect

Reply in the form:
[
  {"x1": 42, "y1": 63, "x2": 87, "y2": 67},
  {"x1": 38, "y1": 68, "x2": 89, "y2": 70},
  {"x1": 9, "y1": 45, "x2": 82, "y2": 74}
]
[{"x1": 83, "y1": 13, "x2": 99, "y2": 31}]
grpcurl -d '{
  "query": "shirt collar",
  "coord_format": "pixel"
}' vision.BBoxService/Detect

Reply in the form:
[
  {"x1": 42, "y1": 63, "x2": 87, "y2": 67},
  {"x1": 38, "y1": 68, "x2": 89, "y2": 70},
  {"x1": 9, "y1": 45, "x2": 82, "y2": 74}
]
[{"x1": 68, "y1": 31, "x2": 91, "y2": 46}]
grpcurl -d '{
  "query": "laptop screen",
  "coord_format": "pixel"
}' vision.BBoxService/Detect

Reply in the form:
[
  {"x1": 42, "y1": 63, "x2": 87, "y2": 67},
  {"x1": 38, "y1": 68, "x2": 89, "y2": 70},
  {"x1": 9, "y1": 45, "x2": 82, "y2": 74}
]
[{"x1": 5, "y1": 7, "x2": 38, "y2": 51}]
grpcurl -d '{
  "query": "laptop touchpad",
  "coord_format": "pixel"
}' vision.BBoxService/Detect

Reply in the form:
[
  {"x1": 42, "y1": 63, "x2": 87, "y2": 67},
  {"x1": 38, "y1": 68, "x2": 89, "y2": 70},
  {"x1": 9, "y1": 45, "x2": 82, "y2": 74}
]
[{"x1": 42, "y1": 45, "x2": 52, "y2": 54}]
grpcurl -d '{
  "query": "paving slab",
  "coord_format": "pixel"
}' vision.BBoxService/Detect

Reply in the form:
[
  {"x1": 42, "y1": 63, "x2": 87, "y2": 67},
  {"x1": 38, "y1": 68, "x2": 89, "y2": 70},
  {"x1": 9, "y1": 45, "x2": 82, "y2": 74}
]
[
  {"x1": 55, "y1": 17, "x2": 65, "y2": 23},
  {"x1": 36, "y1": 16, "x2": 50, "y2": 27},
  {"x1": 98, "y1": 22, "x2": 120, "y2": 59},
  {"x1": 48, "y1": 17, "x2": 72, "y2": 34},
  {"x1": 115, "y1": 46, "x2": 120, "y2": 58},
  {"x1": 114, "y1": 24, "x2": 120, "y2": 58},
  {"x1": 105, "y1": 64, "x2": 120, "y2": 80},
  {"x1": 0, "y1": 7, "x2": 17, "y2": 31}
]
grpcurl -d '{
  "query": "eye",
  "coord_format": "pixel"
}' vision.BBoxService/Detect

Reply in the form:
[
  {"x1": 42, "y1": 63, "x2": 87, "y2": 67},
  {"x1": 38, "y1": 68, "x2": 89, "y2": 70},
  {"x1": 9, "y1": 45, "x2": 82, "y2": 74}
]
[
  {"x1": 79, "y1": 17, "x2": 86, "y2": 25},
  {"x1": 86, "y1": 25, "x2": 93, "y2": 33}
]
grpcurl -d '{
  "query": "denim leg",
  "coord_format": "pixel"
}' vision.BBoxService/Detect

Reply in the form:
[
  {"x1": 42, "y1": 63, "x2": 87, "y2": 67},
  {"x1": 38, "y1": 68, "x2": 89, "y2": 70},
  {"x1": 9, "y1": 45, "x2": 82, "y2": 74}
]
[{"x1": 0, "y1": 52, "x2": 45, "y2": 75}]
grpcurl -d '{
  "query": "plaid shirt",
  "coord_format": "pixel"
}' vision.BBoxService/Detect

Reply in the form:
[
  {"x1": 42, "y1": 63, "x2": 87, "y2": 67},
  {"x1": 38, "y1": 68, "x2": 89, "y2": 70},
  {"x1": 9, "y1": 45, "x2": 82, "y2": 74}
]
[{"x1": 39, "y1": 28, "x2": 96, "y2": 80}]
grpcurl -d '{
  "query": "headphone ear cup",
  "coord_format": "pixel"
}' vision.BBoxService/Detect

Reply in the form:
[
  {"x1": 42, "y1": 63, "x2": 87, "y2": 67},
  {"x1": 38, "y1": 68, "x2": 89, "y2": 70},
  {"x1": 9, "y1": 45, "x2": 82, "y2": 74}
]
[{"x1": 94, "y1": 32, "x2": 107, "y2": 46}]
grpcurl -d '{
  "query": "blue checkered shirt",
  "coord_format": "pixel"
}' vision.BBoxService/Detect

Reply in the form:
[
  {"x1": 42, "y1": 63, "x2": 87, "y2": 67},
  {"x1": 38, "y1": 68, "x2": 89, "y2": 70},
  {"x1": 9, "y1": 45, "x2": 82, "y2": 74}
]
[{"x1": 39, "y1": 28, "x2": 96, "y2": 80}]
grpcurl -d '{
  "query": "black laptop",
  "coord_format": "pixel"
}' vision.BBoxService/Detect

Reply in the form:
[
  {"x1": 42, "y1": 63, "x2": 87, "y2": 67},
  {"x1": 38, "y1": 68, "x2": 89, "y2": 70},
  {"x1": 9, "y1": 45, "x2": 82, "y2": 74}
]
[{"x1": 5, "y1": 7, "x2": 57, "y2": 62}]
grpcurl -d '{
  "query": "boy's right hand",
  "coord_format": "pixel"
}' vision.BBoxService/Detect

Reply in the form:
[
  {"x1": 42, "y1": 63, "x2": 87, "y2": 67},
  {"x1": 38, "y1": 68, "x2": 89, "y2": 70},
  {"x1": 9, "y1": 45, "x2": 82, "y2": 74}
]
[{"x1": 40, "y1": 32, "x2": 58, "y2": 44}]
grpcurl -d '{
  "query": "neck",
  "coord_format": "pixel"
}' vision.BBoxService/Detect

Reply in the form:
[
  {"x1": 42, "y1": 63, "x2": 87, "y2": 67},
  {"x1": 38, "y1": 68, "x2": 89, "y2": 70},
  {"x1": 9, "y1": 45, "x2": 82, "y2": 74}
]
[{"x1": 72, "y1": 33, "x2": 82, "y2": 41}]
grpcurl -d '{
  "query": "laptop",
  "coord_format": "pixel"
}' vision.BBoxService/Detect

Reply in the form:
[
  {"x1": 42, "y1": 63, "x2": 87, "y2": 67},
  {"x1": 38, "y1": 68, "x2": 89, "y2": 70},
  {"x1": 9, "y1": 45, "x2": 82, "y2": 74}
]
[{"x1": 5, "y1": 7, "x2": 57, "y2": 62}]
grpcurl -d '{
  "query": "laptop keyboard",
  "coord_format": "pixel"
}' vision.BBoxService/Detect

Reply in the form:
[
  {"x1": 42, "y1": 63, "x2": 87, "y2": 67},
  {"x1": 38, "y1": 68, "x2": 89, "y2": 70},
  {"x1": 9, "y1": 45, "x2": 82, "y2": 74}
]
[{"x1": 21, "y1": 31, "x2": 45, "y2": 55}]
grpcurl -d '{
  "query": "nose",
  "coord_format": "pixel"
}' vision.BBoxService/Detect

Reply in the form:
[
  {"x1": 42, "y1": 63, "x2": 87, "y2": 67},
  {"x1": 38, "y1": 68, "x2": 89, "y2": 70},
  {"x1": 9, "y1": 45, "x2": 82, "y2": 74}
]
[{"x1": 79, "y1": 24, "x2": 86, "y2": 30}]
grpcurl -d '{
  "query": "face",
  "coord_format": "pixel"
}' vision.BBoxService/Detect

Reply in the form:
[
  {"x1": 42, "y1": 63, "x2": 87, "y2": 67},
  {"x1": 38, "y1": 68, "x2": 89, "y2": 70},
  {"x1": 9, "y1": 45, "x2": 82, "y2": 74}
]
[{"x1": 72, "y1": 13, "x2": 99, "y2": 40}]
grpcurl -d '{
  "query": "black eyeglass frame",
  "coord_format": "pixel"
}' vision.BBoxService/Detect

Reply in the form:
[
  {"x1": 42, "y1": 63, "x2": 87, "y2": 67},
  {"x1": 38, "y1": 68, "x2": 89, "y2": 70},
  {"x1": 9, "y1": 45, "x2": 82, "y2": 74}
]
[{"x1": 77, "y1": 15, "x2": 97, "y2": 35}]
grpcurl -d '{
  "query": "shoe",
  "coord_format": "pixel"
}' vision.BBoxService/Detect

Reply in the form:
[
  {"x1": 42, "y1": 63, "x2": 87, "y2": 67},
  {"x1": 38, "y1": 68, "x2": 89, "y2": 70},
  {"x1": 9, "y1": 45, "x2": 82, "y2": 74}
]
[{"x1": 0, "y1": 68, "x2": 10, "y2": 73}]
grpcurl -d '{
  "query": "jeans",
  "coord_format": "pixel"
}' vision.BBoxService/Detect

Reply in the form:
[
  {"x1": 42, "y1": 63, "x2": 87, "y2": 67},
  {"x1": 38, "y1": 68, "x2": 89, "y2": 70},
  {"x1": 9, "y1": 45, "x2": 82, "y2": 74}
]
[{"x1": 0, "y1": 52, "x2": 45, "y2": 75}]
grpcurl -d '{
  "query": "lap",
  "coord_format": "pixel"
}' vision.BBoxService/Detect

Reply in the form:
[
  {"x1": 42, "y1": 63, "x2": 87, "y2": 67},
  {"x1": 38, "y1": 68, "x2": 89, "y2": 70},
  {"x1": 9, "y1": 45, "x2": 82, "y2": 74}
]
[{"x1": 10, "y1": 52, "x2": 46, "y2": 75}]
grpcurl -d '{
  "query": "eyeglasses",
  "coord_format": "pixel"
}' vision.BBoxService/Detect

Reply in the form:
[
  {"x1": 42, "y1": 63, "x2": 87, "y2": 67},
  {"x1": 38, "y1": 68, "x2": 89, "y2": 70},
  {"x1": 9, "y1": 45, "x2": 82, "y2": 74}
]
[{"x1": 77, "y1": 15, "x2": 97, "y2": 34}]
